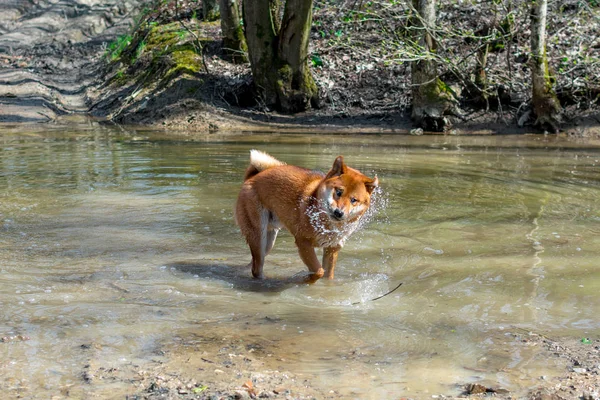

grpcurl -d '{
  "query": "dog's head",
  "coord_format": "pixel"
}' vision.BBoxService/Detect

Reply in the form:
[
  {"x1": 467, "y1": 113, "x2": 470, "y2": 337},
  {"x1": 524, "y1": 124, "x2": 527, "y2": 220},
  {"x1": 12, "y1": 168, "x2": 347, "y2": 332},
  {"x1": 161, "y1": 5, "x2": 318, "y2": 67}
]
[{"x1": 318, "y1": 156, "x2": 378, "y2": 223}]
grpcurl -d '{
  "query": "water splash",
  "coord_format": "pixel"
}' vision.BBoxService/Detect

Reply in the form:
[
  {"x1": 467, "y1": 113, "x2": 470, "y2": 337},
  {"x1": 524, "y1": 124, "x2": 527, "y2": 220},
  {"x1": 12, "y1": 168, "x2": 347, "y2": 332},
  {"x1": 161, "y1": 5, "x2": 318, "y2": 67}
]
[
  {"x1": 304, "y1": 186, "x2": 389, "y2": 248},
  {"x1": 347, "y1": 186, "x2": 390, "y2": 245},
  {"x1": 361, "y1": 185, "x2": 390, "y2": 228},
  {"x1": 305, "y1": 199, "x2": 359, "y2": 247},
  {"x1": 338, "y1": 273, "x2": 393, "y2": 306},
  {"x1": 280, "y1": 273, "x2": 393, "y2": 307}
]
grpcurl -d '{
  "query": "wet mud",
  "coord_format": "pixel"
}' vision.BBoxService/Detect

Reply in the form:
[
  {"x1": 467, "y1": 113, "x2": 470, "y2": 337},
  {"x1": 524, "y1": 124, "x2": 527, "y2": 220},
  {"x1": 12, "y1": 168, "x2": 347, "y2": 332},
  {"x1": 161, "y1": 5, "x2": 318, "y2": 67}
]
[{"x1": 0, "y1": 0, "x2": 141, "y2": 122}]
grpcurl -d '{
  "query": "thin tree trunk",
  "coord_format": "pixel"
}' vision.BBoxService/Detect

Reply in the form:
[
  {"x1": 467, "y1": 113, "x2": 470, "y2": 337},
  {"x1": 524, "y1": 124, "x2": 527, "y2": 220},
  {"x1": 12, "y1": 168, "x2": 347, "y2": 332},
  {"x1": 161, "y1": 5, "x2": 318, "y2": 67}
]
[
  {"x1": 473, "y1": 23, "x2": 491, "y2": 107},
  {"x1": 243, "y1": 0, "x2": 318, "y2": 112},
  {"x1": 475, "y1": 44, "x2": 489, "y2": 95},
  {"x1": 220, "y1": 0, "x2": 247, "y2": 63},
  {"x1": 531, "y1": 0, "x2": 561, "y2": 132},
  {"x1": 410, "y1": 0, "x2": 459, "y2": 131}
]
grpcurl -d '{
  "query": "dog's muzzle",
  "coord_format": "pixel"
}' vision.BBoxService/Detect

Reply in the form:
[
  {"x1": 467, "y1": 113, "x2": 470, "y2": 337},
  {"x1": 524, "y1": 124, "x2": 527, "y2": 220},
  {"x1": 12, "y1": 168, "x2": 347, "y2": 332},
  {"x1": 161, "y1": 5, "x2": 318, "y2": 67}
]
[{"x1": 331, "y1": 208, "x2": 344, "y2": 221}]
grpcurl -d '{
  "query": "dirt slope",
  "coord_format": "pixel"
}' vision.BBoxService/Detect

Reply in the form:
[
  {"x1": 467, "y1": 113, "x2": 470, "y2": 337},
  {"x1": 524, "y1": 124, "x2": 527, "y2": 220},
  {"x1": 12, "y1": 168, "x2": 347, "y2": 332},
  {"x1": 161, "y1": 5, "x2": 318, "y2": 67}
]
[{"x1": 0, "y1": 0, "x2": 141, "y2": 123}]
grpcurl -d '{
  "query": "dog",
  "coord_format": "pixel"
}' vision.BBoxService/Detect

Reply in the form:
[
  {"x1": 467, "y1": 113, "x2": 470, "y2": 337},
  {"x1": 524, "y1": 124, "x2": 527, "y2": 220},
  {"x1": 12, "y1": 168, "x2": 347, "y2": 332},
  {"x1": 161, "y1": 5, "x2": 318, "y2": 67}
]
[{"x1": 235, "y1": 150, "x2": 378, "y2": 283}]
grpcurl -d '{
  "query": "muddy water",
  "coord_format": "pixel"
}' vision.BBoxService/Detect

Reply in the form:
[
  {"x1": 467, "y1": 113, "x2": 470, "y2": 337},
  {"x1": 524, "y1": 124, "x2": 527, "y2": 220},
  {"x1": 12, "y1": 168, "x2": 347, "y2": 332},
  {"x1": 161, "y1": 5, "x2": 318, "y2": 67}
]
[{"x1": 1, "y1": 124, "x2": 600, "y2": 398}]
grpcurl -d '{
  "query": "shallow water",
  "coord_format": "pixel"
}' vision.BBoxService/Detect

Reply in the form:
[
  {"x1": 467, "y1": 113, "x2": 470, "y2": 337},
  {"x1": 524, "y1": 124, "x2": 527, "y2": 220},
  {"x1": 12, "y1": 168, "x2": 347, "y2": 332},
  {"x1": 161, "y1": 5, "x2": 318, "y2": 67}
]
[{"x1": 1, "y1": 124, "x2": 600, "y2": 398}]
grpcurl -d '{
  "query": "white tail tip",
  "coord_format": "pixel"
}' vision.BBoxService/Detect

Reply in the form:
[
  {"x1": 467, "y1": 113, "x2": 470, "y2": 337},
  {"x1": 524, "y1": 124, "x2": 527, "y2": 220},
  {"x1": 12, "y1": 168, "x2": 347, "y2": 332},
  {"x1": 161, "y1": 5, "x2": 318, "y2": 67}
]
[{"x1": 249, "y1": 150, "x2": 285, "y2": 172}]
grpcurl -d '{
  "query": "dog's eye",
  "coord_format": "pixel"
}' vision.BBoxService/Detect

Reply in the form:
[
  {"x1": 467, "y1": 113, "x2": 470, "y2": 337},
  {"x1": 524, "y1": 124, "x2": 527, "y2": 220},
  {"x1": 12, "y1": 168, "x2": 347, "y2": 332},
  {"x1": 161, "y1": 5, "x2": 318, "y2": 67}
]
[
  {"x1": 335, "y1": 188, "x2": 343, "y2": 197},
  {"x1": 350, "y1": 197, "x2": 358, "y2": 205}
]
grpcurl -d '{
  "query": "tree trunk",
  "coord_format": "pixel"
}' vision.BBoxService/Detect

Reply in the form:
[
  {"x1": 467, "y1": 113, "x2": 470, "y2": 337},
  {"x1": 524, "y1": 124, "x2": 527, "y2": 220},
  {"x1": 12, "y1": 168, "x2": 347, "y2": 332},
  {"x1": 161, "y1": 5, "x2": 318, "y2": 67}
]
[
  {"x1": 220, "y1": 0, "x2": 247, "y2": 63},
  {"x1": 203, "y1": 0, "x2": 220, "y2": 21},
  {"x1": 474, "y1": 43, "x2": 489, "y2": 98},
  {"x1": 243, "y1": 0, "x2": 280, "y2": 106},
  {"x1": 531, "y1": 0, "x2": 561, "y2": 132},
  {"x1": 410, "y1": 0, "x2": 459, "y2": 131},
  {"x1": 473, "y1": 22, "x2": 493, "y2": 107},
  {"x1": 243, "y1": 0, "x2": 318, "y2": 112}
]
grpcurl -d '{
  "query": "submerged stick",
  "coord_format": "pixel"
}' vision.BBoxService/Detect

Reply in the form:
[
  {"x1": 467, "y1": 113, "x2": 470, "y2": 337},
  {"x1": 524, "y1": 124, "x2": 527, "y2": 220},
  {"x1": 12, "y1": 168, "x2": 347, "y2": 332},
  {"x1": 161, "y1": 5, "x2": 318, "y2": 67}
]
[{"x1": 352, "y1": 282, "x2": 403, "y2": 305}]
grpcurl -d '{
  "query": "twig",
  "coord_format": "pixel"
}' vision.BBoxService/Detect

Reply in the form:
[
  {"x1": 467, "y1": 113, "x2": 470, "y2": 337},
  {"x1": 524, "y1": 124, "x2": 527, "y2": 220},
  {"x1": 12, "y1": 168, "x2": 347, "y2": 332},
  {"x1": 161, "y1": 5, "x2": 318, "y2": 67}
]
[{"x1": 352, "y1": 282, "x2": 403, "y2": 305}]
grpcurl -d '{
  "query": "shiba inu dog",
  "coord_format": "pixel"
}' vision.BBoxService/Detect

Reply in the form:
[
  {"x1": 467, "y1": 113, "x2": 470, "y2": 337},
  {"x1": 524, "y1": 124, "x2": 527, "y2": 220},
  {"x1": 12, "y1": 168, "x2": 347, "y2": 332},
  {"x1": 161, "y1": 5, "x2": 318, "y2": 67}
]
[{"x1": 235, "y1": 150, "x2": 378, "y2": 283}]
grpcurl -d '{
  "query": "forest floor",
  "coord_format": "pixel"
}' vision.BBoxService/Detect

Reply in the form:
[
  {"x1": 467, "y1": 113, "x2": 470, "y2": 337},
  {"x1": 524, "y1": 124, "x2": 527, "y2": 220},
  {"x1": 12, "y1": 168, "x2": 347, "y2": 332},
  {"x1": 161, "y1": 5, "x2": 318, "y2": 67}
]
[{"x1": 1, "y1": 0, "x2": 600, "y2": 399}]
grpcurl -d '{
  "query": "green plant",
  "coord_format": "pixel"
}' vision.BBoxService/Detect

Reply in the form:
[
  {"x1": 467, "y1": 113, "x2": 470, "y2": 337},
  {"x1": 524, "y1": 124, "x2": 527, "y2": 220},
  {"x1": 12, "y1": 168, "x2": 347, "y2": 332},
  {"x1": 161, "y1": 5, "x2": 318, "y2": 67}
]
[
  {"x1": 106, "y1": 34, "x2": 132, "y2": 61},
  {"x1": 311, "y1": 54, "x2": 323, "y2": 67},
  {"x1": 133, "y1": 40, "x2": 147, "y2": 63}
]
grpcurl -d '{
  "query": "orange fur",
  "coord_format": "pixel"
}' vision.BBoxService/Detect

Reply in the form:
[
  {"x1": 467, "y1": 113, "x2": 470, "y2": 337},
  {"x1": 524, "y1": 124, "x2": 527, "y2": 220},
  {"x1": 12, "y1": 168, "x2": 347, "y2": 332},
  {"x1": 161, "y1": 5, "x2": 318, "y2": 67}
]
[{"x1": 235, "y1": 150, "x2": 378, "y2": 282}]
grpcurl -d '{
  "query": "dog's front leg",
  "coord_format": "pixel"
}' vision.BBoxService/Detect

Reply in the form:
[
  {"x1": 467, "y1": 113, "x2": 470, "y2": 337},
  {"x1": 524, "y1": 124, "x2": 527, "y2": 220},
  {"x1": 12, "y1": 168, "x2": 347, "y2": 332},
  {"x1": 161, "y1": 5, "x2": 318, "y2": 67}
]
[
  {"x1": 323, "y1": 246, "x2": 341, "y2": 279},
  {"x1": 295, "y1": 238, "x2": 324, "y2": 283}
]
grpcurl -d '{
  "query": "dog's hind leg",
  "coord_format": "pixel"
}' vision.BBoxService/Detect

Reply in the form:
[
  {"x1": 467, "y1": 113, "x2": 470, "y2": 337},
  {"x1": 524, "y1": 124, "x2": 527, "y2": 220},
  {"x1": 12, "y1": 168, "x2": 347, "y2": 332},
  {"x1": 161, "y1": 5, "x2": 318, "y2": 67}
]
[
  {"x1": 246, "y1": 207, "x2": 270, "y2": 279},
  {"x1": 236, "y1": 186, "x2": 268, "y2": 279}
]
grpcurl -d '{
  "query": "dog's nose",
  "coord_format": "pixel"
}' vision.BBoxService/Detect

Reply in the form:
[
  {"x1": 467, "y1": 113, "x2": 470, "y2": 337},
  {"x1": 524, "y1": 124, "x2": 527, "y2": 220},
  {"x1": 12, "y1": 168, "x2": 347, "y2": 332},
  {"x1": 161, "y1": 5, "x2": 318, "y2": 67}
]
[{"x1": 333, "y1": 209, "x2": 344, "y2": 219}]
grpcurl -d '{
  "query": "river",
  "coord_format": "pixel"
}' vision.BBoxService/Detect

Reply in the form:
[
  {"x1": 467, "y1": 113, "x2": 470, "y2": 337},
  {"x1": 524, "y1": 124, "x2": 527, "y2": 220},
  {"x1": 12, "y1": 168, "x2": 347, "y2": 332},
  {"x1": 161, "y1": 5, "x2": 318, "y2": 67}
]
[{"x1": 1, "y1": 123, "x2": 599, "y2": 398}]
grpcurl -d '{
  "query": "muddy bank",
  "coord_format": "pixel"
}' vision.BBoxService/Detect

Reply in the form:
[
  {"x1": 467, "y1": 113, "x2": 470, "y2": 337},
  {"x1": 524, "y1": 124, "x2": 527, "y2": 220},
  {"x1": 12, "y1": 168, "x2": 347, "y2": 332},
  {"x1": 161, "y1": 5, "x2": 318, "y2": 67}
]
[
  {"x1": 14, "y1": 327, "x2": 593, "y2": 399},
  {"x1": 2, "y1": 1, "x2": 599, "y2": 135},
  {"x1": 0, "y1": 0, "x2": 141, "y2": 123}
]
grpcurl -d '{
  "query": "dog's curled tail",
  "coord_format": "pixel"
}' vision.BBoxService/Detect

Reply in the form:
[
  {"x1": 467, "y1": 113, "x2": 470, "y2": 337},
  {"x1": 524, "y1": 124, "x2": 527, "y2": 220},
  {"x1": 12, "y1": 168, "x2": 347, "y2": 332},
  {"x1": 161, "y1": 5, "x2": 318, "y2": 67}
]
[{"x1": 243, "y1": 150, "x2": 286, "y2": 181}]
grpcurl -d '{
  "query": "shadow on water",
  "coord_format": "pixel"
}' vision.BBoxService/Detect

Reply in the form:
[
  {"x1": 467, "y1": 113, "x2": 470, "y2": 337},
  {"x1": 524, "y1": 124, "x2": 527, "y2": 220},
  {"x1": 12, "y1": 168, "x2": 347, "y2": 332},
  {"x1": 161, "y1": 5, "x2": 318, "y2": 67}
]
[{"x1": 168, "y1": 261, "x2": 309, "y2": 293}]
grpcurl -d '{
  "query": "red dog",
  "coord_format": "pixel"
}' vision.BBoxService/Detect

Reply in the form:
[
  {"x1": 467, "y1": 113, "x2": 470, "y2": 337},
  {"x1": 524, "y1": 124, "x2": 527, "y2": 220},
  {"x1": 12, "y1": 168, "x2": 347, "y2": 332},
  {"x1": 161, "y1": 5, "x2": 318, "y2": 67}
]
[{"x1": 235, "y1": 150, "x2": 378, "y2": 282}]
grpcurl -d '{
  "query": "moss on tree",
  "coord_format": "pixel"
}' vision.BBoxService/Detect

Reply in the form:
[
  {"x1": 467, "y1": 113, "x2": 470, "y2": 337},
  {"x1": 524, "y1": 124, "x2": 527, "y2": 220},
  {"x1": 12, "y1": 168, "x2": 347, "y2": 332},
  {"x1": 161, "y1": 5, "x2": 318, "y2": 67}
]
[
  {"x1": 244, "y1": 0, "x2": 319, "y2": 113},
  {"x1": 531, "y1": 0, "x2": 561, "y2": 133}
]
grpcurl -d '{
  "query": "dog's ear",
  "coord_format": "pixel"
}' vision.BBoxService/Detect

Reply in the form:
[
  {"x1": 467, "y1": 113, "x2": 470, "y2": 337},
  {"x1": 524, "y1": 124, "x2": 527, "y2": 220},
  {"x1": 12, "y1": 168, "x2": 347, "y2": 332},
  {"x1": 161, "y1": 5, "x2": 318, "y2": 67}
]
[
  {"x1": 365, "y1": 176, "x2": 379, "y2": 194},
  {"x1": 325, "y1": 156, "x2": 347, "y2": 179}
]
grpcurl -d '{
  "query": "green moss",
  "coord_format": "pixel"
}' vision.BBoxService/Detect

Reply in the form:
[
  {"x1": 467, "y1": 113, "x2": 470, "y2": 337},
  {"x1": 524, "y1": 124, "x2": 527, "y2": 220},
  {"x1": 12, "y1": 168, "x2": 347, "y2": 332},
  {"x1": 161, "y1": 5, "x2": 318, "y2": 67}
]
[
  {"x1": 119, "y1": 21, "x2": 205, "y2": 87},
  {"x1": 145, "y1": 23, "x2": 184, "y2": 52},
  {"x1": 543, "y1": 47, "x2": 557, "y2": 88},
  {"x1": 275, "y1": 64, "x2": 292, "y2": 91},
  {"x1": 299, "y1": 66, "x2": 317, "y2": 95},
  {"x1": 277, "y1": 64, "x2": 292, "y2": 80},
  {"x1": 165, "y1": 49, "x2": 203, "y2": 79},
  {"x1": 420, "y1": 78, "x2": 444, "y2": 102}
]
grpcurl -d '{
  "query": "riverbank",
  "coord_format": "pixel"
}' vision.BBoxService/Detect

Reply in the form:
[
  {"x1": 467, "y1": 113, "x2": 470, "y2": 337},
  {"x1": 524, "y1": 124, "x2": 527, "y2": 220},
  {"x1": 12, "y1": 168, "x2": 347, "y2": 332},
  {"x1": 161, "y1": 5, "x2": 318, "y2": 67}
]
[
  {"x1": 2, "y1": 0, "x2": 599, "y2": 136},
  {"x1": 55, "y1": 328, "x2": 600, "y2": 400}
]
